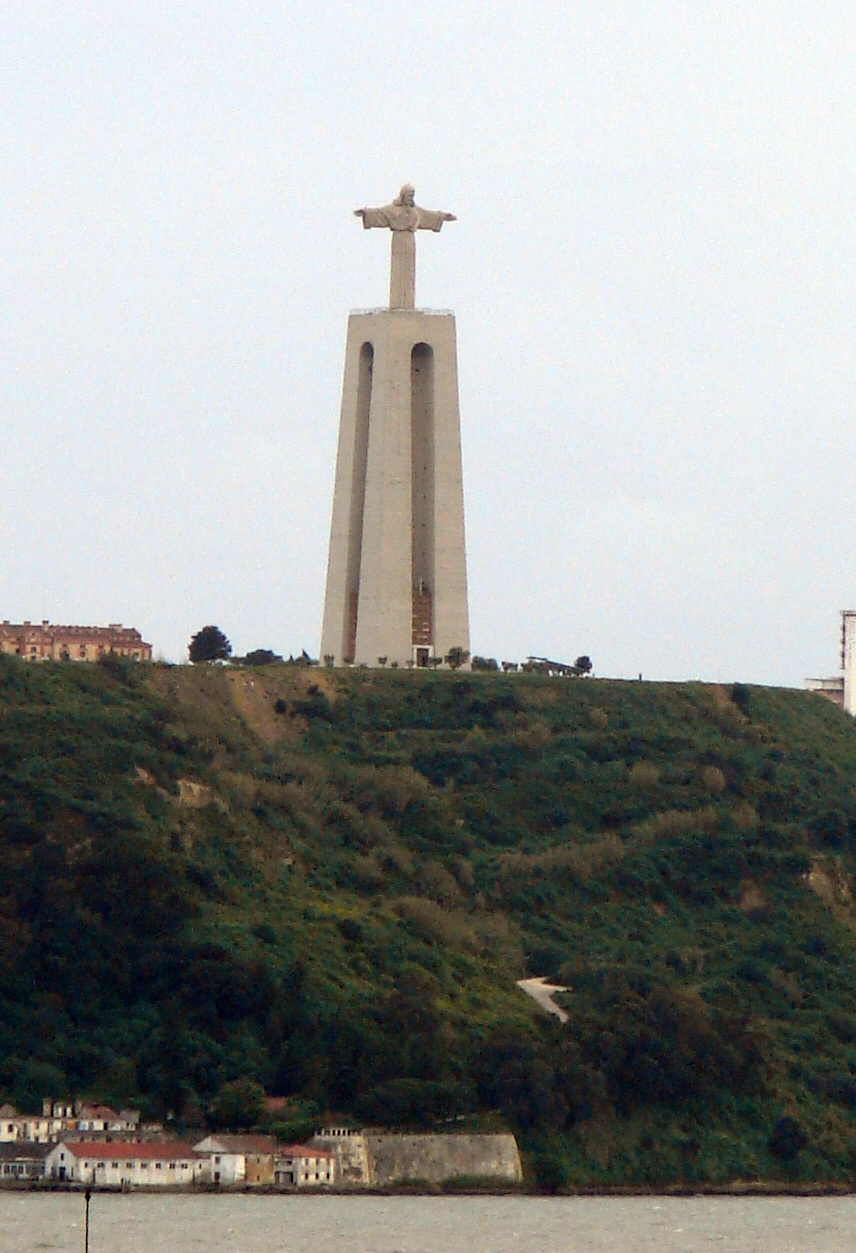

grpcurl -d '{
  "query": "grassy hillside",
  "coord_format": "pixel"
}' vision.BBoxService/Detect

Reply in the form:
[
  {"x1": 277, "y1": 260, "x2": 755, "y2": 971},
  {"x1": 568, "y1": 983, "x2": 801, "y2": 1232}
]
[{"x1": 3, "y1": 656, "x2": 856, "y2": 1185}]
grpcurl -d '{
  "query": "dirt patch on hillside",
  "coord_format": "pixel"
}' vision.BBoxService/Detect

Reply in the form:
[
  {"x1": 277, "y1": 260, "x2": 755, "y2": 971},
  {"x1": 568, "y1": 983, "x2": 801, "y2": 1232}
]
[
  {"x1": 226, "y1": 671, "x2": 293, "y2": 746},
  {"x1": 146, "y1": 663, "x2": 341, "y2": 748},
  {"x1": 225, "y1": 668, "x2": 340, "y2": 745},
  {"x1": 737, "y1": 881, "x2": 767, "y2": 914},
  {"x1": 807, "y1": 859, "x2": 853, "y2": 913},
  {"x1": 176, "y1": 778, "x2": 212, "y2": 807},
  {"x1": 146, "y1": 665, "x2": 241, "y2": 735}
]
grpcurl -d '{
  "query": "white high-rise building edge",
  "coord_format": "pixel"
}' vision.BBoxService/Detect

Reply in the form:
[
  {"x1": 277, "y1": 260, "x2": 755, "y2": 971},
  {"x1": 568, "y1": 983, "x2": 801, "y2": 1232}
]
[
  {"x1": 320, "y1": 186, "x2": 470, "y2": 668},
  {"x1": 804, "y1": 610, "x2": 856, "y2": 713},
  {"x1": 842, "y1": 611, "x2": 856, "y2": 714}
]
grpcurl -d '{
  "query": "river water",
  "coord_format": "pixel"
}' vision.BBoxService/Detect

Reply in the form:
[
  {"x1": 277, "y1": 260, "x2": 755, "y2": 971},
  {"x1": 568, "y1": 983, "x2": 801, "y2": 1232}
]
[{"x1": 6, "y1": 1193, "x2": 856, "y2": 1252}]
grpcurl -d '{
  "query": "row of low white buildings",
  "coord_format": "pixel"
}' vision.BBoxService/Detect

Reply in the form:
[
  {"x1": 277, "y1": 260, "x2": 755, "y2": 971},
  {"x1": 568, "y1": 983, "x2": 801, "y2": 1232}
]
[
  {"x1": 0, "y1": 1132, "x2": 334, "y2": 1189},
  {"x1": 46, "y1": 1135, "x2": 334, "y2": 1187},
  {"x1": 0, "y1": 1104, "x2": 336, "y2": 1188}
]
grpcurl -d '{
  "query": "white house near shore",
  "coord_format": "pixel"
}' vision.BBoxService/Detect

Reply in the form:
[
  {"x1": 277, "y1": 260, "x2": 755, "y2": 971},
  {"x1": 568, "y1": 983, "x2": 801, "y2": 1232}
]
[
  {"x1": 44, "y1": 1141, "x2": 205, "y2": 1186},
  {"x1": 192, "y1": 1134, "x2": 280, "y2": 1185}
]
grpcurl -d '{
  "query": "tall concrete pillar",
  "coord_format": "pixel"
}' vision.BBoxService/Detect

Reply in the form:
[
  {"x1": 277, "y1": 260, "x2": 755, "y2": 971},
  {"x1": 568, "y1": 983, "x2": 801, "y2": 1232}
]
[{"x1": 320, "y1": 187, "x2": 469, "y2": 668}]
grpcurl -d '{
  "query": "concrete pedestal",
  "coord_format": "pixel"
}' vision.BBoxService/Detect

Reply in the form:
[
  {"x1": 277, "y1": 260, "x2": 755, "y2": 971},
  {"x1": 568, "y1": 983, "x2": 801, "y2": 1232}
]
[{"x1": 321, "y1": 308, "x2": 470, "y2": 668}]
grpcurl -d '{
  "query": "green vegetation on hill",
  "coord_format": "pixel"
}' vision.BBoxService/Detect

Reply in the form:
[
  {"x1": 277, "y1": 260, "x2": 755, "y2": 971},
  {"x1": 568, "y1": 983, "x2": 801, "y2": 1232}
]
[{"x1": 3, "y1": 656, "x2": 856, "y2": 1185}]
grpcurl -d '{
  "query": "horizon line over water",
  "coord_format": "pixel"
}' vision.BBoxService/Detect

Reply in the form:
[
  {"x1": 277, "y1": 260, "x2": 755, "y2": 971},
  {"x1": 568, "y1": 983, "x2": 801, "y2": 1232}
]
[{"x1": 5, "y1": 1193, "x2": 856, "y2": 1253}]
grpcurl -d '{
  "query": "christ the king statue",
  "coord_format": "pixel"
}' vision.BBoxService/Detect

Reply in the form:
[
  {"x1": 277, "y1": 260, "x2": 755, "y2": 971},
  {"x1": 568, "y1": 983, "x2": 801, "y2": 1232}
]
[{"x1": 354, "y1": 184, "x2": 456, "y2": 309}]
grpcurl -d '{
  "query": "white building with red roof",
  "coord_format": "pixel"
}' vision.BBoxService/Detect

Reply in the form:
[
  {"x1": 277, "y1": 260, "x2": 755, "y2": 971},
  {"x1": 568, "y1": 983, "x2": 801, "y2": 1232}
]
[
  {"x1": 45, "y1": 1140, "x2": 205, "y2": 1186},
  {"x1": 193, "y1": 1134, "x2": 281, "y2": 1185}
]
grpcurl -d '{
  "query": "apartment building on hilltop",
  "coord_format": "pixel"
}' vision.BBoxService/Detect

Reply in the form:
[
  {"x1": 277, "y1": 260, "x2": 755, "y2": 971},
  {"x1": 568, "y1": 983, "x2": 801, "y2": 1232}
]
[
  {"x1": 0, "y1": 1102, "x2": 149, "y2": 1145},
  {"x1": 0, "y1": 621, "x2": 152, "y2": 662}
]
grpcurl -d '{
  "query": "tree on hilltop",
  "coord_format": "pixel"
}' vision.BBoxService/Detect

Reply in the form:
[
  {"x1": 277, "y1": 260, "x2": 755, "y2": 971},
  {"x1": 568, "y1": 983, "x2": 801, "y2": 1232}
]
[
  {"x1": 188, "y1": 625, "x2": 232, "y2": 664},
  {"x1": 241, "y1": 648, "x2": 283, "y2": 667},
  {"x1": 471, "y1": 656, "x2": 499, "y2": 672}
]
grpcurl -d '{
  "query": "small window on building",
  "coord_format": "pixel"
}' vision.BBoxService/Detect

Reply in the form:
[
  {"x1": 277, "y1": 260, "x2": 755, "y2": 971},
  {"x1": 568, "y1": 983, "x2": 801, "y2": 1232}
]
[
  {"x1": 112, "y1": 1162, "x2": 118, "y2": 1168},
  {"x1": 140, "y1": 1162, "x2": 148, "y2": 1169},
  {"x1": 169, "y1": 1162, "x2": 175, "y2": 1169}
]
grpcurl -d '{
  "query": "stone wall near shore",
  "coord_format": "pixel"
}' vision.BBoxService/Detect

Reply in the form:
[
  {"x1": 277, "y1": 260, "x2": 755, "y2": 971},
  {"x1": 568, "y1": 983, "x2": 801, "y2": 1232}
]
[{"x1": 363, "y1": 1134, "x2": 522, "y2": 1184}]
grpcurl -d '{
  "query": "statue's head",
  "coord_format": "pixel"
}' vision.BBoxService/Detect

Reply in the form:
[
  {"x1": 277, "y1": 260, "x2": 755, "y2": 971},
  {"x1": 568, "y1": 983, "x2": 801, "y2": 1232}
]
[{"x1": 395, "y1": 184, "x2": 416, "y2": 206}]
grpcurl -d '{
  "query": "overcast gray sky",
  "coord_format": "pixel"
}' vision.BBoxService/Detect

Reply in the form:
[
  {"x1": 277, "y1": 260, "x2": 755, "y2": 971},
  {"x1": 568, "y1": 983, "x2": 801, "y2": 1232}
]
[{"x1": 0, "y1": 1, "x2": 853, "y2": 682}]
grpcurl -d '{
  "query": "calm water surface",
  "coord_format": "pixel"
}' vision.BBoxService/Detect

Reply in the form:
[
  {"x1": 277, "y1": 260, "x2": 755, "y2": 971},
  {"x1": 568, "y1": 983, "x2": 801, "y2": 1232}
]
[{"x1": 5, "y1": 1194, "x2": 856, "y2": 1253}]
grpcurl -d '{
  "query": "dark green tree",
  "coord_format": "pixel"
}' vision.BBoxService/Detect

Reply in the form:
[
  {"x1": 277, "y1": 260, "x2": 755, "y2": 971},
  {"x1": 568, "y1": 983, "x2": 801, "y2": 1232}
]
[
  {"x1": 188, "y1": 625, "x2": 232, "y2": 664},
  {"x1": 242, "y1": 649, "x2": 283, "y2": 667},
  {"x1": 471, "y1": 656, "x2": 499, "y2": 671},
  {"x1": 731, "y1": 681, "x2": 751, "y2": 712},
  {"x1": 768, "y1": 1116, "x2": 809, "y2": 1162},
  {"x1": 209, "y1": 1078, "x2": 266, "y2": 1130}
]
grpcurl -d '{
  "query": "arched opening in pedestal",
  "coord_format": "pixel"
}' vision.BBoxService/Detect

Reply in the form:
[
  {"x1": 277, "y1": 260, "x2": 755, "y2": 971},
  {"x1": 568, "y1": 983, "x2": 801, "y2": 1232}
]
[
  {"x1": 411, "y1": 342, "x2": 434, "y2": 656},
  {"x1": 346, "y1": 341, "x2": 373, "y2": 661}
]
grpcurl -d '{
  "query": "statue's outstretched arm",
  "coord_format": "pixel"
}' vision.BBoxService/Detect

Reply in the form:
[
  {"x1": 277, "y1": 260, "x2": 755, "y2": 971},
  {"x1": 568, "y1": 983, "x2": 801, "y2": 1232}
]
[{"x1": 354, "y1": 206, "x2": 387, "y2": 229}]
